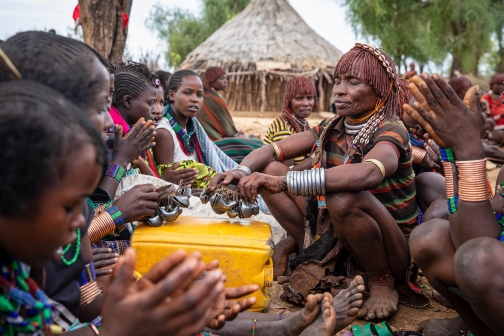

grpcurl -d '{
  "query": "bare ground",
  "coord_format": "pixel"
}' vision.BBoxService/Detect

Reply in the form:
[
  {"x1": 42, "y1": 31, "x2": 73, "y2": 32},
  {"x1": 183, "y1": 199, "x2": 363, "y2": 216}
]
[{"x1": 234, "y1": 114, "x2": 502, "y2": 334}]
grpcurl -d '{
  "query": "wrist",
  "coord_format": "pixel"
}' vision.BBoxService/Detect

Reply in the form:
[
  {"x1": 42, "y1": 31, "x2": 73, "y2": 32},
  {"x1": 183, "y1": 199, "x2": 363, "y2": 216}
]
[
  {"x1": 279, "y1": 176, "x2": 288, "y2": 192},
  {"x1": 112, "y1": 157, "x2": 129, "y2": 169},
  {"x1": 452, "y1": 145, "x2": 485, "y2": 161}
]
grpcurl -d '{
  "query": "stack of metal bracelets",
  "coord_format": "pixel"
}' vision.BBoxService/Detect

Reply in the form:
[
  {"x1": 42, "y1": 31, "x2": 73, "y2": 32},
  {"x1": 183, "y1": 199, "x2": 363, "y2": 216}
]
[
  {"x1": 286, "y1": 168, "x2": 326, "y2": 197},
  {"x1": 440, "y1": 148, "x2": 458, "y2": 214},
  {"x1": 88, "y1": 202, "x2": 125, "y2": 244},
  {"x1": 411, "y1": 146, "x2": 426, "y2": 165},
  {"x1": 78, "y1": 262, "x2": 101, "y2": 306}
]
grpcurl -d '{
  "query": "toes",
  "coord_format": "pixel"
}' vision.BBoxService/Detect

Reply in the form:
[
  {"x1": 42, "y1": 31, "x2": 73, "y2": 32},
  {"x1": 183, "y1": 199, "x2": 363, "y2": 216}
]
[
  {"x1": 353, "y1": 275, "x2": 365, "y2": 286},
  {"x1": 366, "y1": 309, "x2": 376, "y2": 321},
  {"x1": 348, "y1": 307, "x2": 360, "y2": 317},
  {"x1": 305, "y1": 294, "x2": 318, "y2": 311},
  {"x1": 357, "y1": 306, "x2": 368, "y2": 319},
  {"x1": 376, "y1": 308, "x2": 388, "y2": 320},
  {"x1": 388, "y1": 304, "x2": 398, "y2": 314}
]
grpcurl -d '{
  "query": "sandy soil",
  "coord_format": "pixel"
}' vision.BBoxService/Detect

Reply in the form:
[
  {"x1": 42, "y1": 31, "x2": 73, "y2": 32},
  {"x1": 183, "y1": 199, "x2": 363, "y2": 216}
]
[{"x1": 234, "y1": 114, "x2": 502, "y2": 334}]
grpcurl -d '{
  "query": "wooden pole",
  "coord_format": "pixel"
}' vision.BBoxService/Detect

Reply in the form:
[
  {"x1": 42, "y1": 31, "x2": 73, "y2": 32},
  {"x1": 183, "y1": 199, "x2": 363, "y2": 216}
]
[{"x1": 318, "y1": 74, "x2": 325, "y2": 112}]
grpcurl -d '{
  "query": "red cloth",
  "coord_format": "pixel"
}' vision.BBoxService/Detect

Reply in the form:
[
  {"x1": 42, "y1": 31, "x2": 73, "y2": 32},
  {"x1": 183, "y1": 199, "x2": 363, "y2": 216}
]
[
  {"x1": 482, "y1": 93, "x2": 504, "y2": 125},
  {"x1": 72, "y1": 4, "x2": 80, "y2": 22}
]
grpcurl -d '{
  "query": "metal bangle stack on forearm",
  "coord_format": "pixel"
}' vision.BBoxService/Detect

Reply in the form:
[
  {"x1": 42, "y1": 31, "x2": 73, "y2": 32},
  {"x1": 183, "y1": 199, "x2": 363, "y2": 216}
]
[{"x1": 286, "y1": 168, "x2": 326, "y2": 197}]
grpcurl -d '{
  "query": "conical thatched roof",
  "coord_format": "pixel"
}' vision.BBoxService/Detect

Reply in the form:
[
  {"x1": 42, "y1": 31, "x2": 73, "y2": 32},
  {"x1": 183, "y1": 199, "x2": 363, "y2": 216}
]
[{"x1": 180, "y1": 0, "x2": 343, "y2": 74}]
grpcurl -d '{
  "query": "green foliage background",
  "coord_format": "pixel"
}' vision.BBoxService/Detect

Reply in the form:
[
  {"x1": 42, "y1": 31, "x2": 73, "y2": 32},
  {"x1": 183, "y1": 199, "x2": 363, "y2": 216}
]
[
  {"x1": 341, "y1": 0, "x2": 504, "y2": 76},
  {"x1": 146, "y1": 0, "x2": 250, "y2": 67}
]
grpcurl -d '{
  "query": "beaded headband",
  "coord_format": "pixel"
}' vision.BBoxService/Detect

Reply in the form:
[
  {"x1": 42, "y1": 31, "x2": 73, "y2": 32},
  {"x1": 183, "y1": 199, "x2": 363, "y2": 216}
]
[{"x1": 353, "y1": 43, "x2": 398, "y2": 86}]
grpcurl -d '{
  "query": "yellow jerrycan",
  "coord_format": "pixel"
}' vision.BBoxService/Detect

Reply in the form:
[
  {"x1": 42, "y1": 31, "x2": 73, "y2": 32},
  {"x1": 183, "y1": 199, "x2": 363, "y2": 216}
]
[{"x1": 131, "y1": 216, "x2": 274, "y2": 312}]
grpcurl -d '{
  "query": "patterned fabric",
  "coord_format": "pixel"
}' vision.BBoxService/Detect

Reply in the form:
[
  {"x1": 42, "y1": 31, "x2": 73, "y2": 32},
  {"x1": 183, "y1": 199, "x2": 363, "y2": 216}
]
[
  {"x1": 198, "y1": 89, "x2": 237, "y2": 140},
  {"x1": 263, "y1": 116, "x2": 308, "y2": 165},
  {"x1": 311, "y1": 117, "x2": 418, "y2": 233},
  {"x1": 157, "y1": 160, "x2": 217, "y2": 189},
  {"x1": 482, "y1": 92, "x2": 504, "y2": 125},
  {"x1": 214, "y1": 137, "x2": 263, "y2": 164},
  {"x1": 166, "y1": 106, "x2": 196, "y2": 155},
  {"x1": 92, "y1": 240, "x2": 130, "y2": 255}
]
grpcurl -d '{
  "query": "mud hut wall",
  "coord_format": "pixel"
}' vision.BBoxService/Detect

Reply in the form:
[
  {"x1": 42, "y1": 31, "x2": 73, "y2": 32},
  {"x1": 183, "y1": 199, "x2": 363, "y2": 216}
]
[{"x1": 223, "y1": 74, "x2": 333, "y2": 113}]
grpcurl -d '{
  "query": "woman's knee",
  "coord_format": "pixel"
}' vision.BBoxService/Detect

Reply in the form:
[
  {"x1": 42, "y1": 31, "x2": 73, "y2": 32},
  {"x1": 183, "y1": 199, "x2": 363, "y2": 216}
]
[
  {"x1": 454, "y1": 237, "x2": 504, "y2": 294},
  {"x1": 409, "y1": 218, "x2": 450, "y2": 265},
  {"x1": 261, "y1": 161, "x2": 289, "y2": 176},
  {"x1": 326, "y1": 191, "x2": 361, "y2": 219}
]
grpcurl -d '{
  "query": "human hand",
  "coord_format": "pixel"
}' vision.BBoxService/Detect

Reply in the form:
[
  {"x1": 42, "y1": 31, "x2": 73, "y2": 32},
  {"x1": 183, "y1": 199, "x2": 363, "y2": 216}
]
[
  {"x1": 209, "y1": 170, "x2": 246, "y2": 192},
  {"x1": 101, "y1": 249, "x2": 225, "y2": 336},
  {"x1": 113, "y1": 118, "x2": 156, "y2": 167},
  {"x1": 204, "y1": 260, "x2": 258, "y2": 330},
  {"x1": 162, "y1": 162, "x2": 198, "y2": 185},
  {"x1": 403, "y1": 74, "x2": 484, "y2": 159},
  {"x1": 114, "y1": 184, "x2": 159, "y2": 222},
  {"x1": 238, "y1": 172, "x2": 286, "y2": 200},
  {"x1": 421, "y1": 134, "x2": 443, "y2": 174},
  {"x1": 92, "y1": 248, "x2": 118, "y2": 277}
]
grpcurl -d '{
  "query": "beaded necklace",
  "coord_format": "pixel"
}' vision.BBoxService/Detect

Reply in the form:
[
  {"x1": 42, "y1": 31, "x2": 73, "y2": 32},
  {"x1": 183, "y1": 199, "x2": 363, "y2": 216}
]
[
  {"x1": 165, "y1": 106, "x2": 196, "y2": 155},
  {"x1": 0, "y1": 259, "x2": 55, "y2": 335},
  {"x1": 60, "y1": 228, "x2": 81, "y2": 266}
]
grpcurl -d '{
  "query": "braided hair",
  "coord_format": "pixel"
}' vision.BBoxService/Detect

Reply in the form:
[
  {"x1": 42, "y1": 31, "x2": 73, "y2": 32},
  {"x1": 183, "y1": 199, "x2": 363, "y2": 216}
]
[
  {"x1": 155, "y1": 70, "x2": 172, "y2": 85},
  {"x1": 166, "y1": 69, "x2": 200, "y2": 104},
  {"x1": 0, "y1": 81, "x2": 108, "y2": 216},
  {"x1": 283, "y1": 76, "x2": 318, "y2": 112},
  {"x1": 0, "y1": 31, "x2": 109, "y2": 110},
  {"x1": 112, "y1": 61, "x2": 159, "y2": 105}
]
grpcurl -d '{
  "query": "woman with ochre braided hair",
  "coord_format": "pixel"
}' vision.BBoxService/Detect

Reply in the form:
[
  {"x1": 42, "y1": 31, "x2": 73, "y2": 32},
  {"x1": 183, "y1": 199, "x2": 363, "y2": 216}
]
[
  {"x1": 210, "y1": 43, "x2": 429, "y2": 321},
  {"x1": 263, "y1": 76, "x2": 317, "y2": 171},
  {"x1": 197, "y1": 66, "x2": 262, "y2": 164}
]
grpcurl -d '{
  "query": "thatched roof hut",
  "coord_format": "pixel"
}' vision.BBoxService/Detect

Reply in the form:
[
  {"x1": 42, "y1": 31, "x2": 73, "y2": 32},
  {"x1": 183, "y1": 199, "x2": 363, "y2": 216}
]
[{"x1": 179, "y1": 0, "x2": 343, "y2": 112}]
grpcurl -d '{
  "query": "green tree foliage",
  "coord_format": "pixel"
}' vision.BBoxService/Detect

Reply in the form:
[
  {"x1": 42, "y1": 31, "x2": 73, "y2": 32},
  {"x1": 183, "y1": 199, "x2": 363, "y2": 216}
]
[
  {"x1": 341, "y1": 0, "x2": 498, "y2": 77},
  {"x1": 146, "y1": 0, "x2": 250, "y2": 67}
]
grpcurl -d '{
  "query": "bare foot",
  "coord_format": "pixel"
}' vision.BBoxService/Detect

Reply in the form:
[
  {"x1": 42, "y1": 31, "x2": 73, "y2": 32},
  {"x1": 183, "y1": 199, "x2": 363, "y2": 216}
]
[
  {"x1": 418, "y1": 316, "x2": 468, "y2": 336},
  {"x1": 432, "y1": 290, "x2": 452, "y2": 308},
  {"x1": 333, "y1": 275, "x2": 366, "y2": 331},
  {"x1": 299, "y1": 292, "x2": 336, "y2": 336},
  {"x1": 273, "y1": 236, "x2": 297, "y2": 280},
  {"x1": 278, "y1": 293, "x2": 323, "y2": 336},
  {"x1": 357, "y1": 276, "x2": 398, "y2": 320}
]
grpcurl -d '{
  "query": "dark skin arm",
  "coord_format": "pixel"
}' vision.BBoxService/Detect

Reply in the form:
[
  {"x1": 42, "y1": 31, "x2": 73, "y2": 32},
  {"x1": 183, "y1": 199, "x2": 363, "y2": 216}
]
[
  {"x1": 152, "y1": 128, "x2": 198, "y2": 185},
  {"x1": 209, "y1": 131, "x2": 316, "y2": 190},
  {"x1": 99, "y1": 121, "x2": 156, "y2": 198},
  {"x1": 405, "y1": 74, "x2": 500, "y2": 247},
  {"x1": 235, "y1": 142, "x2": 398, "y2": 200}
]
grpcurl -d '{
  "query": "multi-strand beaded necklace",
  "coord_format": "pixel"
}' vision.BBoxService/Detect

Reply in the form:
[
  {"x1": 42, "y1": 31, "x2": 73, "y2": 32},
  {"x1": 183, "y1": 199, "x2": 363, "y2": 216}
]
[{"x1": 0, "y1": 259, "x2": 55, "y2": 335}]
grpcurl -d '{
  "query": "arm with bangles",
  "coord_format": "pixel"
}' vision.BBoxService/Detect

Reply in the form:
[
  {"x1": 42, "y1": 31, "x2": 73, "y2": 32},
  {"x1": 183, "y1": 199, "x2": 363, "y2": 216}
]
[
  {"x1": 404, "y1": 74, "x2": 500, "y2": 248},
  {"x1": 152, "y1": 128, "x2": 198, "y2": 185}
]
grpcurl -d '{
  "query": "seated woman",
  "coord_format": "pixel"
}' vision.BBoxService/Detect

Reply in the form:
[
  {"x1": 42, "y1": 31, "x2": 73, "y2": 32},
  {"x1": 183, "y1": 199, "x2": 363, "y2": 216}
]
[
  {"x1": 405, "y1": 74, "x2": 504, "y2": 336},
  {"x1": 482, "y1": 73, "x2": 504, "y2": 125},
  {"x1": 0, "y1": 80, "x2": 231, "y2": 336},
  {"x1": 152, "y1": 69, "x2": 243, "y2": 189},
  {"x1": 197, "y1": 66, "x2": 262, "y2": 164},
  {"x1": 263, "y1": 76, "x2": 316, "y2": 171},
  {"x1": 210, "y1": 43, "x2": 428, "y2": 321}
]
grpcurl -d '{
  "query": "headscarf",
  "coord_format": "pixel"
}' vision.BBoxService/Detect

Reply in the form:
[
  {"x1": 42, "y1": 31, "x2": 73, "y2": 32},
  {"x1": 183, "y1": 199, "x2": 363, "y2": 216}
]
[
  {"x1": 281, "y1": 76, "x2": 318, "y2": 134},
  {"x1": 203, "y1": 67, "x2": 226, "y2": 91}
]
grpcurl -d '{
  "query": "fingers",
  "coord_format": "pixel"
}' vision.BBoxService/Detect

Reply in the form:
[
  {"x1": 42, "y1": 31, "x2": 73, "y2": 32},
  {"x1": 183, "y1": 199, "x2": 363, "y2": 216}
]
[
  {"x1": 92, "y1": 248, "x2": 113, "y2": 255},
  {"x1": 139, "y1": 252, "x2": 206, "y2": 307},
  {"x1": 410, "y1": 77, "x2": 433, "y2": 115},
  {"x1": 168, "y1": 162, "x2": 181, "y2": 170},
  {"x1": 205, "y1": 260, "x2": 220, "y2": 271},
  {"x1": 209, "y1": 173, "x2": 228, "y2": 190},
  {"x1": 126, "y1": 119, "x2": 145, "y2": 139},
  {"x1": 418, "y1": 73, "x2": 449, "y2": 115},
  {"x1": 224, "y1": 285, "x2": 260, "y2": 299},
  {"x1": 431, "y1": 73, "x2": 460, "y2": 107},
  {"x1": 465, "y1": 85, "x2": 482, "y2": 118},
  {"x1": 94, "y1": 255, "x2": 118, "y2": 269},
  {"x1": 404, "y1": 103, "x2": 447, "y2": 148},
  {"x1": 95, "y1": 268, "x2": 114, "y2": 277},
  {"x1": 139, "y1": 250, "x2": 187, "y2": 289},
  {"x1": 106, "y1": 249, "x2": 136, "y2": 300}
]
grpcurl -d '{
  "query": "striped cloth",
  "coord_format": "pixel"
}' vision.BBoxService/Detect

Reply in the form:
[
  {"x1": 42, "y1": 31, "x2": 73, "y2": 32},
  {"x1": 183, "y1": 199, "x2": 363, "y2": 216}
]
[
  {"x1": 214, "y1": 137, "x2": 263, "y2": 164},
  {"x1": 263, "y1": 116, "x2": 308, "y2": 165},
  {"x1": 311, "y1": 117, "x2": 418, "y2": 233}
]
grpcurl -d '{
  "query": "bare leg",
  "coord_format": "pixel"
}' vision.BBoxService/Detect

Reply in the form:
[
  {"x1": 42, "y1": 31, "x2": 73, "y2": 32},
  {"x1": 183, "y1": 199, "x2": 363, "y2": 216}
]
[
  {"x1": 326, "y1": 191, "x2": 409, "y2": 320},
  {"x1": 260, "y1": 161, "x2": 306, "y2": 243},
  {"x1": 206, "y1": 294, "x2": 322, "y2": 336},
  {"x1": 454, "y1": 237, "x2": 504, "y2": 335},
  {"x1": 410, "y1": 219, "x2": 495, "y2": 335},
  {"x1": 423, "y1": 198, "x2": 449, "y2": 222},
  {"x1": 415, "y1": 172, "x2": 446, "y2": 212}
]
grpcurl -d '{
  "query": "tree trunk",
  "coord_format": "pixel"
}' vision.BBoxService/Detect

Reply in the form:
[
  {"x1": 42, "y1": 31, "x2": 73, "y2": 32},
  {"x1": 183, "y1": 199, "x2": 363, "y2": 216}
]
[
  {"x1": 78, "y1": 0, "x2": 133, "y2": 65},
  {"x1": 450, "y1": 56, "x2": 462, "y2": 79}
]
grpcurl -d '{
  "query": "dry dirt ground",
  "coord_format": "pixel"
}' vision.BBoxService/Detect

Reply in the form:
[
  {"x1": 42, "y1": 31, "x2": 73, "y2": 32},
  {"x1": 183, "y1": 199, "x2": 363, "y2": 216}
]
[{"x1": 233, "y1": 114, "x2": 501, "y2": 335}]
